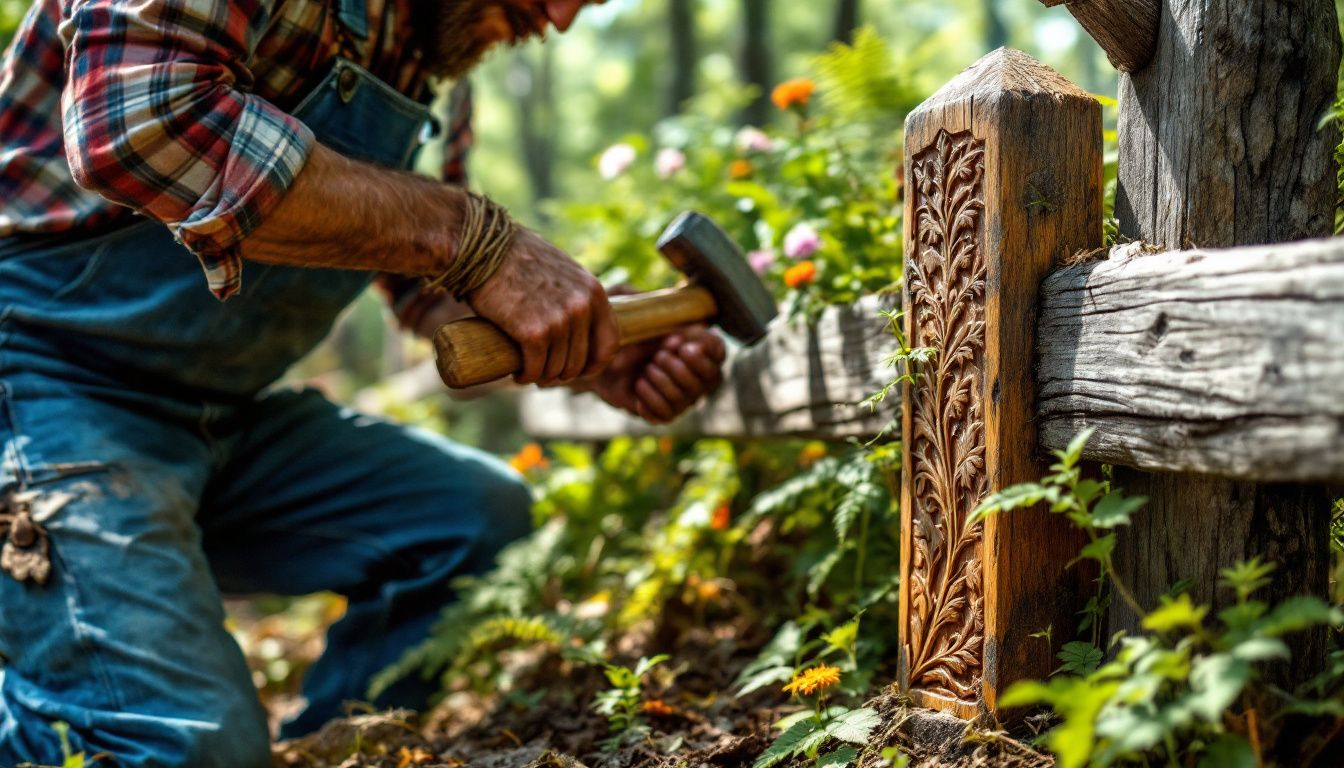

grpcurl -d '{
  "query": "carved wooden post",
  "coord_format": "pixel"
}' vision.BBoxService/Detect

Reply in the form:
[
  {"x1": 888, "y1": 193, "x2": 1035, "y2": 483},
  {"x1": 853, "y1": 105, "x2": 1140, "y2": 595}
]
[{"x1": 898, "y1": 49, "x2": 1102, "y2": 719}]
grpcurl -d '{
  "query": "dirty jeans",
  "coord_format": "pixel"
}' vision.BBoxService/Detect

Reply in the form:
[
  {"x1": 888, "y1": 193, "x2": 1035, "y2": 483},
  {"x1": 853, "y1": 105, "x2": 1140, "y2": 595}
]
[{"x1": 0, "y1": 57, "x2": 533, "y2": 768}]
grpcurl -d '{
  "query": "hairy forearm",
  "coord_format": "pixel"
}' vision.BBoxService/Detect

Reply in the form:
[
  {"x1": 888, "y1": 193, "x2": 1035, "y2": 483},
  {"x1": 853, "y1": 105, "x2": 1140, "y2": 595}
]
[{"x1": 240, "y1": 142, "x2": 464, "y2": 277}]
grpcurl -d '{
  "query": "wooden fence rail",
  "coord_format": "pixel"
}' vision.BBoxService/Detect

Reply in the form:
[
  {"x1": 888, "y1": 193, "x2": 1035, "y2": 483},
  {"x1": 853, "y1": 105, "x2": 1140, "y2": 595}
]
[
  {"x1": 1037, "y1": 238, "x2": 1344, "y2": 484},
  {"x1": 520, "y1": 295, "x2": 900, "y2": 441}
]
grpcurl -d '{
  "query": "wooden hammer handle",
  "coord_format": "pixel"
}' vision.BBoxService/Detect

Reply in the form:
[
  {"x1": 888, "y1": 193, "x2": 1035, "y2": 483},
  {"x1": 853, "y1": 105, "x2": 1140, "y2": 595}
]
[{"x1": 433, "y1": 285, "x2": 718, "y2": 388}]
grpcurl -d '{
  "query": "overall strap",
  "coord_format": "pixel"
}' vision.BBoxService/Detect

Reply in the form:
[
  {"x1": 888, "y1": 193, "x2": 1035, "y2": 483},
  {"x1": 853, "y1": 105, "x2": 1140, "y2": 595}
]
[{"x1": 335, "y1": 0, "x2": 369, "y2": 40}]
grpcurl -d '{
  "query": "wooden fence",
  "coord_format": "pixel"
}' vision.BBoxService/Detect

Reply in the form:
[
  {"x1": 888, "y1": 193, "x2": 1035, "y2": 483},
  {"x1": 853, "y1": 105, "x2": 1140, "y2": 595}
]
[{"x1": 516, "y1": 0, "x2": 1344, "y2": 722}]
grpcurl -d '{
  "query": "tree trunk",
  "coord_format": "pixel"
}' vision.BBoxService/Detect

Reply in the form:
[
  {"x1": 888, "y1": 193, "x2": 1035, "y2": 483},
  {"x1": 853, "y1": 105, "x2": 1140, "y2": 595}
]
[
  {"x1": 510, "y1": 46, "x2": 556, "y2": 210},
  {"x1": 983, "y1": 0, "x2": 1008, "y2": 50},
  {"x1": 666, "y1": 0, "x2": 697, "y2": 117},
  {"x1": 1111, "y1": 0, "x2": 1340, "y2": 692},
  {"x1": 738, "y1": 0, "x2": 772, "y2": 127},
  {"x1": 832, "y1": 0, "x2": 861, "y2": 44}
]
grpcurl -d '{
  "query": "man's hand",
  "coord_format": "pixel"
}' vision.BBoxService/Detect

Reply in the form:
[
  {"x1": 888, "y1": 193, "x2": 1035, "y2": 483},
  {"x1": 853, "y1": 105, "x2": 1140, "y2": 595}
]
[
  {"x1": 590, "y1": 326, "x2": 726, "y2": 424},
  {"x1": 466, "y1": 228, "x2": 620, "y2": 386}
]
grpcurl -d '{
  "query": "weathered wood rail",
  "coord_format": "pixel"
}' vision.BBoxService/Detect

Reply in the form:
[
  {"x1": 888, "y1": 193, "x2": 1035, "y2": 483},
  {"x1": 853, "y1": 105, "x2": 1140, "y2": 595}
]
[
  {"x1": 521, "y1": 295, "x2": 900, "y2": 441},
  {"x1": 512, "y1": 0, "x2": 1342, "y2": 727},
  {"x1": 1038, "y1": 239, "x2": 1344, "y2": 483}
]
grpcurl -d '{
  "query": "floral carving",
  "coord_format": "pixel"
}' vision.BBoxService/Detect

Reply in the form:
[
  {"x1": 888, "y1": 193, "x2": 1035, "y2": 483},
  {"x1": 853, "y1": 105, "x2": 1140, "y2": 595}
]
[{"x1": 904, "y1": 129, "x2": 988, "y2": 703}]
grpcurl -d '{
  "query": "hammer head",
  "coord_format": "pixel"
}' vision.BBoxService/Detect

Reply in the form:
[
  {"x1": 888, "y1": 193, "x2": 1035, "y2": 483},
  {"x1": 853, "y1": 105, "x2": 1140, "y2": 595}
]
[{"x1": 656, "y1": 211, "x2": 778, "y2": 345}]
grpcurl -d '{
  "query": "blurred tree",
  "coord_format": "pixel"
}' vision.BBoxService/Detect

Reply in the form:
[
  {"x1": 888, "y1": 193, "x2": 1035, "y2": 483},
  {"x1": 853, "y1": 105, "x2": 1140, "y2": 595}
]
[
  {"x1": 833, "y1": 0, "x2": 861, "y2": 43},
  {"x1": 666, "y1": 0, "x2": 697, "y2": 116},
  {"x1": 739, "y1": 0, "x2": 772, "y2": 126},
  {"x1": 984, "y1": 0, "x2": 1008, "y2": 49},
  {"x1": 509, "y1": 46, "x2": 557, "y2": 208}
]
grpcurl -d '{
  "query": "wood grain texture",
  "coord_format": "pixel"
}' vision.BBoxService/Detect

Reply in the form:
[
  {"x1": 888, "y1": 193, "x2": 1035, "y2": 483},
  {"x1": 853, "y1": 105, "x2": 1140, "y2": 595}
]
[
  {"x1": 896, "y1": 48, "x2": 1101, "y2": 721},
  {"x1": 1038, "y1": 239, "x2": 1344, "y2": 483},
  {"x1": 1108, "y1": 0, "x2": 1341, "y2": 688},
  {"x1": 1040, "y1": 0, "x2": 1159, "y2": 72},
  {"x1": 518, "y1": 295, "x2": 901, "y2": 441}
]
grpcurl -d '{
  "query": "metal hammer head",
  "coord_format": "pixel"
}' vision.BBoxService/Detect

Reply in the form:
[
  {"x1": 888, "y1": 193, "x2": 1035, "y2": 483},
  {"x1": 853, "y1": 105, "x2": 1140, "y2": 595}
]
[{"x1": 656, "y1": 211, "x2": 778, "y2": 345}]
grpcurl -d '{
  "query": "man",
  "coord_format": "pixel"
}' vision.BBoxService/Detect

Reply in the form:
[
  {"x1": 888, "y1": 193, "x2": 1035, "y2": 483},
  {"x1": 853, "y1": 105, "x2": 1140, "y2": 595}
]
[{"x1": 0, "y1": 0, "x2": 727, "y2": 764}]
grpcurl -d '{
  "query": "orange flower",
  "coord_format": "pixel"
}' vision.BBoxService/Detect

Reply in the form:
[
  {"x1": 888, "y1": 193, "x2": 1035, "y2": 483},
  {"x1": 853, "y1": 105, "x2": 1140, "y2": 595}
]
[
  {"x1": 783, "y1": 260, "x2": 817, "y2": 289},
  {"x1": 711, "y1": 503, "x2": 732, "y2": 531},
  {"x1": 798, "y1": 441, "x2": 828, "y2": 467},
  {"x1": 395, "y1": 746, "x2": 437, "y2": 768},
  {"x1": 771, "y1": 78, "x2": 815, "y2": 111},
  {"x1": 658, "y1": 436, "x2": 675, "y2": 455},
  {"x1": 508, "y1": 442, "x2": 549, "y2": 474},
  {"x1": 782, "y1": 665, "x2": 842, "y2": 697},
  {"x1": 642, "y1": 699, "x2": 676, "y2": 716},
  {"x1": 728, "y1": 159, "x2": 754, "y2": 179}
]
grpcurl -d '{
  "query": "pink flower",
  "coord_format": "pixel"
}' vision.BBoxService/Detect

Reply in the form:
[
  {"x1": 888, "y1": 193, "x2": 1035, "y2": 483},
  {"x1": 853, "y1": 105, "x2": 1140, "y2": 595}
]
[
  {"x1": 748, "y1": 249, "x2": 777, "y2": 274},
  {"x1": 655, "y1": 148, "x2": 686, "y2": 179},
  {"x1": 599, "y1": 143, "x2": 637, "y2": 180},
  {"x1": 735, "y1": 126, "x2": 775, "y2": 153},
  {"x1": 783, "y1": 223, "x2": 821, "y2": 260}
]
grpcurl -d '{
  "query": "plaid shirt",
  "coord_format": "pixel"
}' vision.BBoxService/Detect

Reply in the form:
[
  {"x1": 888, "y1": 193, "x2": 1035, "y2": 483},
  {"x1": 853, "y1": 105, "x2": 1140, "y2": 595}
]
[{"x1": 0, "y1": 0, "x2": 472, "y2": 301}]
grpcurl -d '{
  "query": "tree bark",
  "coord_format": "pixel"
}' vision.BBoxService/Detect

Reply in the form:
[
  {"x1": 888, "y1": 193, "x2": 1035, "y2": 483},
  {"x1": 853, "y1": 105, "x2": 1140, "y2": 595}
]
[
  {"x1": 738, "y1": 0, "x2": 772, "y2": 127},
  {"x1": 1110, "y1": 0, "x2": 1340, "y2": 689},
  {"x1": 666, "y1": 0, "x2": 697, "y2": 117},
  {"x1": 833, "y1": 0, "x2": 861, "y2": 44}
]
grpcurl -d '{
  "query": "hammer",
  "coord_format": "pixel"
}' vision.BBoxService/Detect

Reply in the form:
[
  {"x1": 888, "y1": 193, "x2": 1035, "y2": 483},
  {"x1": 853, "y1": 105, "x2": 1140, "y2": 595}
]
[{"x1": 433, "y1": 211, "x2": 778, "y2": 389}]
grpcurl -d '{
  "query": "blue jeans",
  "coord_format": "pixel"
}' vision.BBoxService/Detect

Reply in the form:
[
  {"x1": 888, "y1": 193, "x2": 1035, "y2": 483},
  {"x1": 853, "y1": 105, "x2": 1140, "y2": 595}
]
[{"x1": 0, "y1": 55, "x2": 532, "y2": 767}]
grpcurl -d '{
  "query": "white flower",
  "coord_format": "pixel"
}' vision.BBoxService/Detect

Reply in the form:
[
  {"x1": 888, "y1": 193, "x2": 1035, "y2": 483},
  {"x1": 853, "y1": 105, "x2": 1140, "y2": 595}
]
[
  {"x1": 598, "y1": 143, "x2": 638, "y2": 180},
  {"x1": 654, "y1": 148, "x2": 686, "y2": 179},
  {"x1": 735, "y1": 126, "x2": 775, "y2": 153},
  {"x1": 783, "y1": 223, "x2": 821, "y2": 260}
]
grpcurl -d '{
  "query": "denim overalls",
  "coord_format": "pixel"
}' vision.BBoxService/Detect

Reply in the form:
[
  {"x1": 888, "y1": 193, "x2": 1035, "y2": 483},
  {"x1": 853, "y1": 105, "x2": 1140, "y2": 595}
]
[{"x1": 0, "y1": 5, "x2": 532, "y2": 764}]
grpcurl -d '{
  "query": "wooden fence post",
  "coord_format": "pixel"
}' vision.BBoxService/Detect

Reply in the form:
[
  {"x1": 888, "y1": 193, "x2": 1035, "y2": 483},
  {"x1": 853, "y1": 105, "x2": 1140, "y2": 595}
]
[
  {"x1": 897, "y1": 49, "x2": 1102, "y2": 719},
  {"x1": 1109, "y1": 0, "x2": 1340, "y2": 686}
]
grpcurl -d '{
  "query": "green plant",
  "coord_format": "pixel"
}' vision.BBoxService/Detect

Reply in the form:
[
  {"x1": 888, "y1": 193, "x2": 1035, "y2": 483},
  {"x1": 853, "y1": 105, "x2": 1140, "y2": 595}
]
[
  {"x1": 592, "y1": 655, "x2": 669, "y2": 751},
  {"x1": 862, "y1": 308, "x2": 935, "y2": 441},
  {"x1": 974, "y1": 431, "x2": 1344, "y2": 768},
  {"x1": 751, "y1": 661, "x2": 880, "y2": 768},
  {"x1": 550, "y1": 26, "x2": 916, "y2": 318}
]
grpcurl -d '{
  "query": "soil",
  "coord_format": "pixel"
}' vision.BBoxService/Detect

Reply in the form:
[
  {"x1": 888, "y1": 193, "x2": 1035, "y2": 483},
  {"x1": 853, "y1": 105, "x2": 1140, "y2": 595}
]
[{"x1": 269, "y1": 627, "x2": 1053, "y2": 768}]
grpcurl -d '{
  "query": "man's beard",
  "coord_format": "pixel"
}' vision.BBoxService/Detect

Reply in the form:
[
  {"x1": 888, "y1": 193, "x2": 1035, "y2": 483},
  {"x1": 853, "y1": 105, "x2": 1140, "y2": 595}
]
[{"x1": 421, "y1": 0, "x2": 542, "y2": 80}]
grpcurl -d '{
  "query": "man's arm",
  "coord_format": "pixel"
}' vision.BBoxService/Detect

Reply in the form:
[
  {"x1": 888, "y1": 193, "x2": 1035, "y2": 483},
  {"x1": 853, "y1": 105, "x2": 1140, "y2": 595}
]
[{"x1": 243, "y1": 145, "x2": 618, "y2": 384}]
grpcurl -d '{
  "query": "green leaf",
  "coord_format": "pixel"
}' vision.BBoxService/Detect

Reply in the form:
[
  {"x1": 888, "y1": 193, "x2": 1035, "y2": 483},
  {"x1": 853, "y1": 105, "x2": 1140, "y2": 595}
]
[
  {"x1": 1055, "y1": 641, "x2": 1104, "y2": 676},
  {"x1": 1230, "y1": 637, "x2": 1289, "y2": 663},
  {"x1": 1069, "y1": 534, "x2": 1116, "y2": 567},
  {"x1": 752, "y1": 718, "x2": 825, "y2": 768},
  {"x1": 1188, "y1": 654, "x2": 1251, "y2": 723},
  {"x1": 1256, "y1": 596, "x2": 1344, "y2": 637},
  {"x1": 1218, "y1": 557, "x2": 1276, "y2": 601},
  {"x1": 633, "y1": 654, "x2": 669, "y2": 678},
  {"x1": 1089, "y1": 492, "x2": 1146, "y2": 528},
  {"x1": 1062, "y1": 428, "x2": 1095, "y2": 466},
  {"x1": 1197, "y1": 735, "x2": 1256, "y2": 768},
  {"x1": 997, "y1": 680, "x2": 1055, "y2": 708},
  {"x1": 736, "y1": 665, "x2": 795, "y2": 697},
  {"x1": 824, "y1": 707, "x2": 881, "y2": 744},
  {"x1": 970, "y1": 483, "x2": 1058, "y2": 522},
  {"x1": 1142, "y1": 593, "x2": 1209, "y2": 634},
  {"x1": 816, "y1": 746, "x2": 859, "y2": 768},
  {"x1": 823, "y1": 619, "x2": 860, "y2": 659}
]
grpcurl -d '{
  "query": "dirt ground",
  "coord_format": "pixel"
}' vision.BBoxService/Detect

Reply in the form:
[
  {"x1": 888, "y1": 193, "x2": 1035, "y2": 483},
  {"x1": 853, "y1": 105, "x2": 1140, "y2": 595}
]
[{"x1": 262, "y1": 622, "x2": 1053, "y2": 768}]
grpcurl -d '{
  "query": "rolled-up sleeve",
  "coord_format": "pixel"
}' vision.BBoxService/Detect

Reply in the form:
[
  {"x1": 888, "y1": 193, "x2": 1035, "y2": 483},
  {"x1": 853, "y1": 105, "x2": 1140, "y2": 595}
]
[{"x1": 58, "y1": 0, "x2": 313, "y2": 299}]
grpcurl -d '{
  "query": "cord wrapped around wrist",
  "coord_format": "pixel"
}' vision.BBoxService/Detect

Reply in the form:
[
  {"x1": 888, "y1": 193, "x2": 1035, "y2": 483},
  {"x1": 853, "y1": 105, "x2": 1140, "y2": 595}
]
[{"x1": 425, "y1": 190, "x2": 517, "y2": 300}]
